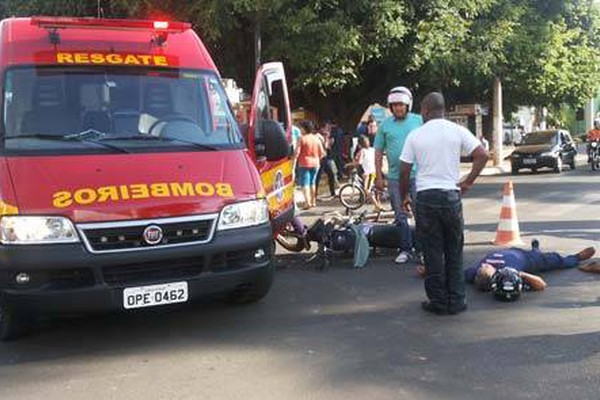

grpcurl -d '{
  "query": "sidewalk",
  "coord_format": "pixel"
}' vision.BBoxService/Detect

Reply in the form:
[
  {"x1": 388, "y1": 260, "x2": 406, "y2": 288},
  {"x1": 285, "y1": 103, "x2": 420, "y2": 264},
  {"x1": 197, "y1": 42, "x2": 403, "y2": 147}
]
[
  {"x1": 461, "y1": 151, "x2": 588, "y2": 176},
  {"x1": 461, "y1": 159, "x2": 510, "y2": 176}
]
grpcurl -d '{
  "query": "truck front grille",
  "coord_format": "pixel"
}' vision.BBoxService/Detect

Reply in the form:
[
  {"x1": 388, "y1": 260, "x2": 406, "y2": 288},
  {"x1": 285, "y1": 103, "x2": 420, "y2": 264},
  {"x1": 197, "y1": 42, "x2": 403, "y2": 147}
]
[
  {"x1": 77, "y1": 214, "x2": 218, "y2": 254},
  {"x1": 101, "y1": 249, "x2": 260, "y2": 286},
  {"x1": 102, "y1": 257, "x2": 205, "y2": 286}
]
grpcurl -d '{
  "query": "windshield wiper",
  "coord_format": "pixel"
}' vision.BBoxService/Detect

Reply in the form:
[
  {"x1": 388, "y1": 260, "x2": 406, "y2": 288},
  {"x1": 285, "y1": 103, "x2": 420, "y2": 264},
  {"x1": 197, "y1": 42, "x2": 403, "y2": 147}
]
[
  {"x1": 99, "y1": 135, "x2": 219, "y2": 150},
  {"x1": 63, "y1": 128, "x2": 106, "y2": 140},
  {"x1": 6, "y1": 132, "x2": 130, "y2": 154},
  {"x1": 6, "y1": 134, "x2": 68, "y2": 140}
]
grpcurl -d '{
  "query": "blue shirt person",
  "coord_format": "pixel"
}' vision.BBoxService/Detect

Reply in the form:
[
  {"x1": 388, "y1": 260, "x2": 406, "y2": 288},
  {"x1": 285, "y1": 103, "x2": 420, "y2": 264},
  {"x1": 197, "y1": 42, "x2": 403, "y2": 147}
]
[
  {"x1": 465, "y1": 242, "x2": 595, "y2": 291},
  {"x1": 374, "y1": 86, "x2": 422, "y2": 264}
]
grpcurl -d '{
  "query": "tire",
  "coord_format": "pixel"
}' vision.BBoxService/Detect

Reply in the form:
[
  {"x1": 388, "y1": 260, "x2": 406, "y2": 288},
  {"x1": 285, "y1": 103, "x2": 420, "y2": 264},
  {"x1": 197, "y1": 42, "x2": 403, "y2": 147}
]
[
  {"x1": 511, "y1": 164, "x2": 519, "y2": 175},
  {"x1": 593, "y1": 154, "x2": 598, "y2": 171},
  {"x1": 275, "y1": 224, "x2": 308, "y2": 252},
  {"x1": 553, "y1": 157, "x2": 562, "y2": 173},
  {"x1": 338, "y1": 183, "x2": 365, "y2": 210},
  {"x1": 570, "y1": 158, "x2": 576, "y2": 170},
  {"x1": 0, "y1": 304, "x2": 31, "y2": 341},
  {"x1": 227, "y1": 258, "x2": 275, "y2": 305}
]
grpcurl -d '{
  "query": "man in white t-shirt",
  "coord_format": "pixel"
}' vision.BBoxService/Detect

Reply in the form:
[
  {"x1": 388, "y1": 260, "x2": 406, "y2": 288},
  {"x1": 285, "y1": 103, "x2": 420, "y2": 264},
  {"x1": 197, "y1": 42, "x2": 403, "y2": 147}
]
[{"x1": 399, "y1": 92, "x2": 488, "y2": 315}]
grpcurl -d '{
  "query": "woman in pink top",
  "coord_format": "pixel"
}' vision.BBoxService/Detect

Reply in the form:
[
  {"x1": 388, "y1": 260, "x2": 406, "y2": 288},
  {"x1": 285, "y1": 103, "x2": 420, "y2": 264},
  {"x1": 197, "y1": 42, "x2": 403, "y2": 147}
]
[{"x1": 294, "y1": 120, "x2": 325, "y2": 209}]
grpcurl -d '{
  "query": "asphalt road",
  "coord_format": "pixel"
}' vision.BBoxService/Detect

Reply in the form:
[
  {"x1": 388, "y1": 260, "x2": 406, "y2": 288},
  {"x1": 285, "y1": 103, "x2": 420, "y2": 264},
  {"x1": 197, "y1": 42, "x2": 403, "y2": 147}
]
[{"x1": 1, "y1": 163, "x2": 600, "y2": 400}]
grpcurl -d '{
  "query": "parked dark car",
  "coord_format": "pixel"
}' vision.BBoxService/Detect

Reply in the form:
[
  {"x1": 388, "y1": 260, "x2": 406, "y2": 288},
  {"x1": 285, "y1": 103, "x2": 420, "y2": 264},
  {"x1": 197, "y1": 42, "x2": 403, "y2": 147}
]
[{"x1": 509, "y1": 130, "x2": 577, "y2": 174}]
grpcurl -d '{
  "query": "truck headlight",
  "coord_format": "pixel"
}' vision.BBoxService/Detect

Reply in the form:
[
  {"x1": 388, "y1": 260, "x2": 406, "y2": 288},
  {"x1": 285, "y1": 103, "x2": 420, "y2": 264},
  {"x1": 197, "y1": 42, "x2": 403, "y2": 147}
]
[
  {"x1": 217, "y1": 200, "x2": 269, "y2": 231},
  {"x1": 0, "y1": 216, "x2": 80, "y2": 244},
  {"x1": 512, "y1": 153, "x2": 520, "y2": 158},
  {"x1": 540, "y1": 151, "x2": 554, "y2": 157}
]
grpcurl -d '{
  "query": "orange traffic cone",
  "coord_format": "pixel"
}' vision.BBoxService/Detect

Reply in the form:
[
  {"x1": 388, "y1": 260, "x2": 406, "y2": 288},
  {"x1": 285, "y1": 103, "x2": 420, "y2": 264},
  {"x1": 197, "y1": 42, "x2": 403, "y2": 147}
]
[{"x1": 493, "y1": 181, "x2": 524, "y2": 246}]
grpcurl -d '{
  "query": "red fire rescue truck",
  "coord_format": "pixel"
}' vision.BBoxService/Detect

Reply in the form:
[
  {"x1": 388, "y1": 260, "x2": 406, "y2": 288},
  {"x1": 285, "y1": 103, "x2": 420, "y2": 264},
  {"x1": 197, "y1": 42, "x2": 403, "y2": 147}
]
[{"x1": 0, "y1": 17, "x2": 295, "y2": 339}]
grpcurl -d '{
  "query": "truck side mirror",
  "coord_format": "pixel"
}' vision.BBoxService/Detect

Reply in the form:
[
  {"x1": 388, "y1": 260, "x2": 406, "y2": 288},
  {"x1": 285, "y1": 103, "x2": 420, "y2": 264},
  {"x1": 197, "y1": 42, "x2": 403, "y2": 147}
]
[{"x1": 256, "y1": 120, "x2": 290, "y2": 161}]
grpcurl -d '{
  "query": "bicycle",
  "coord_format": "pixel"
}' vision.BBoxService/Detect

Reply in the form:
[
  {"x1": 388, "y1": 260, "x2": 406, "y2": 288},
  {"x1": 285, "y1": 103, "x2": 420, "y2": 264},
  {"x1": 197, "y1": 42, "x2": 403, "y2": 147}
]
[{"x1": 338, "y1": 168, "x2": 390, "y2": 211}]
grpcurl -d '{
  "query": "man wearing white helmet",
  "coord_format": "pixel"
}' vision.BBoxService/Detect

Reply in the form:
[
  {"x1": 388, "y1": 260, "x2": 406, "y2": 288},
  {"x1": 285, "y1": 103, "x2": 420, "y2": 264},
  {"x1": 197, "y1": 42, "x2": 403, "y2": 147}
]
[{"x1": 374, "y1": 86, "x2": 423, "y2": 264}]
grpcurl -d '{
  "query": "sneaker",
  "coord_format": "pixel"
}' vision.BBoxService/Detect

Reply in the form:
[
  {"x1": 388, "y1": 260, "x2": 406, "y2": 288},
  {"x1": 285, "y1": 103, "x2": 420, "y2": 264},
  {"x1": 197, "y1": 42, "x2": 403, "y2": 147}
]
[
  {"x1": 411, "y1": 250, "x2": 424, "y2": 264},
  {"x1": 395, "y1": 251, "x2": 409, "y2": 264}
]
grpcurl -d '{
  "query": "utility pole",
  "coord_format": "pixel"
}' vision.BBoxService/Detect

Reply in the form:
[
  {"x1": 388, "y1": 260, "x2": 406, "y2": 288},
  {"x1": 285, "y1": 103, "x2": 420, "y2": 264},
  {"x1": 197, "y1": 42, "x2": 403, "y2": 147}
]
[
  {"x1": 584, "y1": 98, "x2": 595, "y2": 132},
  {"x1": 492, "y1": 76, "x2": 503, "y2": 166}
]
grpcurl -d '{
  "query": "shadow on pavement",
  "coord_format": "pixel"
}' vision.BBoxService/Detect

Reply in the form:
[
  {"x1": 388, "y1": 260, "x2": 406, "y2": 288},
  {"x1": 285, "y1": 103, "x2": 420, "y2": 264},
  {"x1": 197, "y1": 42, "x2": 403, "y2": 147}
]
[{"x1": 1, "y1": 256, "x2": 599, "y2": 400}]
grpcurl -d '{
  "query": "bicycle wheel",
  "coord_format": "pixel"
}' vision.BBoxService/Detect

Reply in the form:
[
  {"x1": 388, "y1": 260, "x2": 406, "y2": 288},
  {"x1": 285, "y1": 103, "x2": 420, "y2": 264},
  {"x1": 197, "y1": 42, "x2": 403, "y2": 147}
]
[{"x1": 338, "y1": 183, "x2": 366, "y2": 210}]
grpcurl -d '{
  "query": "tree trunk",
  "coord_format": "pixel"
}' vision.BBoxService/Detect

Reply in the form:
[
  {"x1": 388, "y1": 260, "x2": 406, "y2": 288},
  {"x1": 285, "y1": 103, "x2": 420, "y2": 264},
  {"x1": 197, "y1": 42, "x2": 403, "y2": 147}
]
[{"x1": 492, "y1": 76, "x2": 503, "y2": 166}]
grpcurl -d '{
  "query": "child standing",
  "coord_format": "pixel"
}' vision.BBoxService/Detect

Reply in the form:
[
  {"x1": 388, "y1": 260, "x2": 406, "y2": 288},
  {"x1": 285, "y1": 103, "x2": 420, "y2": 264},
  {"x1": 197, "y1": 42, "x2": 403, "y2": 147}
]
[{"x1": 346, "y1": 135, "x2": 382, "y2": 211}]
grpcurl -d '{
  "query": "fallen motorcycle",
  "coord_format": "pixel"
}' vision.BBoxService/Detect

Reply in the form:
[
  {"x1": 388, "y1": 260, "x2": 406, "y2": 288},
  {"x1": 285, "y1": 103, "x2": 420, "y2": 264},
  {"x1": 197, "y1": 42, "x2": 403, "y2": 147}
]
[{"x1": 275, "y1": 212, "x2": 414, "y2": 269}]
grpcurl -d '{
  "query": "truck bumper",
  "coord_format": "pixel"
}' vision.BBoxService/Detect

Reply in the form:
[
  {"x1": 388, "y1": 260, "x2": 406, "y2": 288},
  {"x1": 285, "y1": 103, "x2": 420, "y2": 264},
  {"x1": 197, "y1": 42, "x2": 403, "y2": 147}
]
[{"x1": 0, "y1": 223, "x2": 274, "y2": 314}]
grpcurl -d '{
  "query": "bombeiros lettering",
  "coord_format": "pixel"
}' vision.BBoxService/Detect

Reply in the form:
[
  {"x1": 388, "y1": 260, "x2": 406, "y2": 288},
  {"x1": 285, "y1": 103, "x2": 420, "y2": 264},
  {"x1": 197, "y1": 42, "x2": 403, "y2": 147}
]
[
  {"x1": 56, "y1": 52, "x2": 169, "y2": 66},
  {"x1": 53, "y1": 182, "x2": 234, "y2": 208}
]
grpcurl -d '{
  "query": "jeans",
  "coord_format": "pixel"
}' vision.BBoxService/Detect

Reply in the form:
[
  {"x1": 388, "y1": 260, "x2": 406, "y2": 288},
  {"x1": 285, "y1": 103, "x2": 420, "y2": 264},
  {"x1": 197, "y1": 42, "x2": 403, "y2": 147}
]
[
  {"x1": 316, "y1": 158, "x2": 339, "y2": 196},
  {"x1": 416, "y1": 189, "x2": 465, "y2": 311},
  {"x1": 387, "y1": 177, "x2": 416, "y2": 251},
  {"x1": 331, "y1": 152, "x2": 345, "y2": 180},
  {"x1": 527, "y1": 247, "x2": 580, "y2": 272}
]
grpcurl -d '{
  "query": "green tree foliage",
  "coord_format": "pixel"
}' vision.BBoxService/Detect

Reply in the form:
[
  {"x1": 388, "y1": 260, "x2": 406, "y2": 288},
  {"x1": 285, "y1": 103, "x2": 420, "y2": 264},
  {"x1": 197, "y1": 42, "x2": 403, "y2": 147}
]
[{"x1": 500, "y1": 0, "x2": 600, "y2": 109}]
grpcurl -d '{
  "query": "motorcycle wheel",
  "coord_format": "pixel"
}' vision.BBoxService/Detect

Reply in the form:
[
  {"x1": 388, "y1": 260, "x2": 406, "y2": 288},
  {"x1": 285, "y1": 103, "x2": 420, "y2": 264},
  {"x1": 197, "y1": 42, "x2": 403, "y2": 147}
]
[
  {"x1": 275, "y1": 225, "x2": 309, "y2": 252},
  {"x1": 592, "y1": 155, "x2": 598, "y2": 171}
]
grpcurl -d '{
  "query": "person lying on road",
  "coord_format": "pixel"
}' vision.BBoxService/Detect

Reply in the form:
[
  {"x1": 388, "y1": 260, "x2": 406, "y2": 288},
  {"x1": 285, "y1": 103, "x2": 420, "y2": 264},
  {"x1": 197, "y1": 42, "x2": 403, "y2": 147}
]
[
  {"x1": 464, "y1": 240, "x2": 595, "y2": 292},
  {"x1": 416, "y1": 239, "x2": 596, "y2": 292}
]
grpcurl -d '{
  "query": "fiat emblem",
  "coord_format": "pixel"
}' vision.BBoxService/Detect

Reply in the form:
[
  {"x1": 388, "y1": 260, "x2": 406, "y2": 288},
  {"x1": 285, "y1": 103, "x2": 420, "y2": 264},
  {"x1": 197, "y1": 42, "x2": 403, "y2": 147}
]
[{"x1": 143, "y1": 225, "x2": 163, "y2": 245}]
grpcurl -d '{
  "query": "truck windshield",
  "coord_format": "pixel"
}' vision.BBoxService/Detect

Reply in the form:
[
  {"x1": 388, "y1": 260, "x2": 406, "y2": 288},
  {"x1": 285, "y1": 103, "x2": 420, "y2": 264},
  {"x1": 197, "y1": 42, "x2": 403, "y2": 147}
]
[{"x1": 2, "y1": 67, "x2": 244, "y2": 153}]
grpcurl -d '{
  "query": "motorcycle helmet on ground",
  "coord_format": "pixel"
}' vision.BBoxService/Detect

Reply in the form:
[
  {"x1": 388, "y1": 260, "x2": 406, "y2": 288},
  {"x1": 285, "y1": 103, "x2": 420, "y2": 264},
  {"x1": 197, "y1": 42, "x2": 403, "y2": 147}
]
[
  {"x1": 387, "y1": 86, "x2": 413, "y2": 111},
  {"x1": 490, "y1": 267, "x2": 523, "y2": 302}
]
